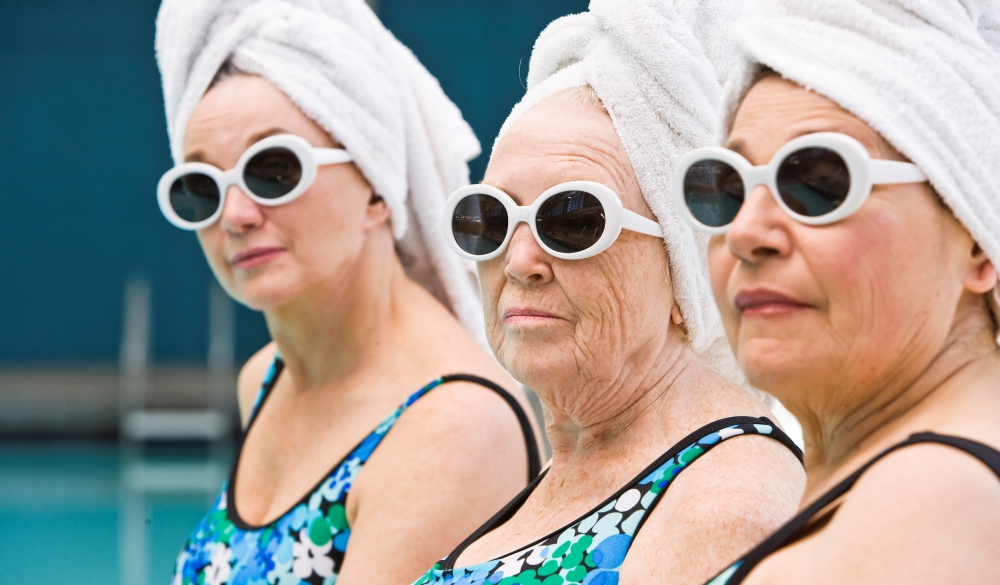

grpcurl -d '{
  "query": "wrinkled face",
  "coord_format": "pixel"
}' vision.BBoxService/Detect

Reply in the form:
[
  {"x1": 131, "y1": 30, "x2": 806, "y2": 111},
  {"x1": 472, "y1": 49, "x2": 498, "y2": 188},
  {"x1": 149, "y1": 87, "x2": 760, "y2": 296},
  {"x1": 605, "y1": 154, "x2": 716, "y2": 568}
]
[
  {"x1": 713, "y1": 75, "x2": 991, "y2": 413},
  {"x1": 480, "y1": 94, "x2": 676, "y2": 398},
  {"x1": 184, "y1": 75, "x2": 383, "y2": 310}
]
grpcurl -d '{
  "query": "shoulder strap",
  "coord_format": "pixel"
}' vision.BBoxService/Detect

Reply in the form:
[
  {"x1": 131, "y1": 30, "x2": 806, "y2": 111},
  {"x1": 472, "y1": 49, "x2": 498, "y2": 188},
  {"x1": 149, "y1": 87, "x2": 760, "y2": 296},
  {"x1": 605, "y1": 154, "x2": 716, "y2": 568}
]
[
  {"x1": 440, "y1": 415, "x2": 801, "y2": 571},
  {"x1": 625, "y1": 416, "x2": 802, "y2": 542},
  {"x1": 439, "y1": 468, "x2": 550, "y2": 570},
  {"x1": 440, "y1": 374, "x2": 543, "y2": 481},
  {"x1": 245, "y1": 355, "x2": 284, "y2": 429},
  {"x1": 726, "y1": 432, "x2": 1000, "y2": 584}
]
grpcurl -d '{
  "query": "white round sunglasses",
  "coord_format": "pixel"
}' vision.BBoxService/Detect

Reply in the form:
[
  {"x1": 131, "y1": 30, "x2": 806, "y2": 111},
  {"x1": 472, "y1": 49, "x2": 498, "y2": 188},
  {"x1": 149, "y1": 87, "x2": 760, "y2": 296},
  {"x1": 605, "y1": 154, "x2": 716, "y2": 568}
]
[
  {"x1": 443, "y1": 180, "x2": 663, "y2": 261},
  {"x1": 672, "y1": 132, "x2": 927, "y2": 234},
  {"x1": 157, "y1": 134, "x2": 352, "y2": 230}
]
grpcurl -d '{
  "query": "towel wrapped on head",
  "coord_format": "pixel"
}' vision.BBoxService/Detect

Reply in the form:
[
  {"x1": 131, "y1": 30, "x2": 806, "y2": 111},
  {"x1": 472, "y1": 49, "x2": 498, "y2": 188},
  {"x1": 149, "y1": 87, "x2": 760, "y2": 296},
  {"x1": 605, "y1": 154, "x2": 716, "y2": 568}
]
[
  {"x1": 155, "y1": 0, "x2": 486, "y2": 339},
  {"x1": 496, "y1": 0, "x2": 752, "y2": 384},
  {"x1": 719, "y1": 0, "x2": 1000, "y2": 342}
]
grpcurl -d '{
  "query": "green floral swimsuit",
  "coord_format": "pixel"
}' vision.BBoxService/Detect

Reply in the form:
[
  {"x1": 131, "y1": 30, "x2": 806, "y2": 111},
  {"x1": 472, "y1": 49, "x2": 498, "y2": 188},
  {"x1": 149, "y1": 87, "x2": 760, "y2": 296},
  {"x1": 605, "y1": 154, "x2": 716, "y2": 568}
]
[
  {"x1": 171, "y1": 356, "x2": 540, "y2": 585},
  {"x1": 414, "y1": 417, "x2": 802, "y2": 585},
  {"x1": 704, "y1": 432, "x2": 1000, "y2": 585}
]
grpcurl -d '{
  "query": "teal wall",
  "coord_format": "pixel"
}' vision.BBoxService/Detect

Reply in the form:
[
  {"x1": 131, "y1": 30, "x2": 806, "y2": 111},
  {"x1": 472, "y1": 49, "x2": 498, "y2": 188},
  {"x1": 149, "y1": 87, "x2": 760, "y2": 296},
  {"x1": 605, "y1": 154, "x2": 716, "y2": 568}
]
[{"x1": 0, "y1": 0, "x2": 587, "y2": 365}]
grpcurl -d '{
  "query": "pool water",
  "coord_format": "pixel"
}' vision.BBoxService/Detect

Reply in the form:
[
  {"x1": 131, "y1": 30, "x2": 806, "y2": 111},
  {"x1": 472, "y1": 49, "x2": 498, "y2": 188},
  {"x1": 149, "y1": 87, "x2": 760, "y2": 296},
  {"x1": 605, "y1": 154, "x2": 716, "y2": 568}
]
[{"x1": 0, "y1": 441, "x2": 232, "y2": 585}]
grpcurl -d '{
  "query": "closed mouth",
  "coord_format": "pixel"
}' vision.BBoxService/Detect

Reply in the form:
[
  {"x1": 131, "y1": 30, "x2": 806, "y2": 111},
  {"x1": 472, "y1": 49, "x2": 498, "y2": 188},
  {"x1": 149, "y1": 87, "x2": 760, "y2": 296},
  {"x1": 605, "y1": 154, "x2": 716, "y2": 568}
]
[
  {"x1": 230, "y1": 247, "x2": 285, "y2": 268},
  {"x1": 734, "y1": 288, "x2": 812, "y2": 316},
  {"x1": 502, "y1": 308, "x2": 563, "y2": 322}
]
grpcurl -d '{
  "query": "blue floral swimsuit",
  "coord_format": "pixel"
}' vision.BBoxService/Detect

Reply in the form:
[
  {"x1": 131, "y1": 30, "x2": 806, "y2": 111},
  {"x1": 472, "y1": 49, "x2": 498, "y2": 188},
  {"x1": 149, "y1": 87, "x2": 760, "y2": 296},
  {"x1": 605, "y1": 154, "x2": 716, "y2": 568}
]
[
  {"x1": 172, "y1": 356, "x2": 541, "y2": 585},
  {"x1": 704, "y1": 432, "x2": 1000, "y2": 585},
  {"x1": 414, "y1": 416, "x2": 802, "y2": 585}
]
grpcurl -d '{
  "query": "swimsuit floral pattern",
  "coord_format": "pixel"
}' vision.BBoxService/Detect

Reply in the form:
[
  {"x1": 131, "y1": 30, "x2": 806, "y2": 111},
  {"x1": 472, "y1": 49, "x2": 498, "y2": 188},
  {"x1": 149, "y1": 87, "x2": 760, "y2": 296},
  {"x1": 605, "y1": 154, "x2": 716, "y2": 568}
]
[
  {"x1": 415, "y1": 420, "x2": 790, "y2": 585},
  {"x1": 172, "y1": 357, "x2": 445, "y2": 585}
]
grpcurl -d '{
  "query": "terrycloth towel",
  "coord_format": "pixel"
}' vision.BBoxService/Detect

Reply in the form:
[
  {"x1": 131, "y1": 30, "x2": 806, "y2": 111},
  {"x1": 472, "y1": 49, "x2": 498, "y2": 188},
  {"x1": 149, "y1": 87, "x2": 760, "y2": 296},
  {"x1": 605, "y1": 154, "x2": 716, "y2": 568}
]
[
  {"x1": 720, "y1": 0, "x2": 1000, "y2": 342},
  {"x1": 155, "y1": 0, "x2": 486, "y2": 340},
  {"x1": 496, "y1": 0, "x2": 752, "y2": 384}
]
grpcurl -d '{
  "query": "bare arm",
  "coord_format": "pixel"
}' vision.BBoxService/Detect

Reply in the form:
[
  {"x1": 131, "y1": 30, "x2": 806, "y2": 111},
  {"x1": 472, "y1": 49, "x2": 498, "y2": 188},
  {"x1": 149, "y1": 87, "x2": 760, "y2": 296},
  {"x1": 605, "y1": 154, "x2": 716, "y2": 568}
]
[
  {"x1": 749, "y1": 444, "x2": 1000, "y2": 584},
  {"x1": 623, "y1": 434, "x2": 806, "y2": 585},
  {"x1": 332, "y1": 381, "x2": 534, "y2": 585}
]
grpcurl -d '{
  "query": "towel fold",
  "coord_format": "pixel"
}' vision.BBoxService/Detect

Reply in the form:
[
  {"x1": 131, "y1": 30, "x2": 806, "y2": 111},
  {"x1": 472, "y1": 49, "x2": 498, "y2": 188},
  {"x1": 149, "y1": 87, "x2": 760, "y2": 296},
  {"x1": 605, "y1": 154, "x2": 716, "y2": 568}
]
[
  {"x1": 720, "y1": 0, "x2": 1000, "y2": 341},
  {"x1": 155, "y1": 0, "x2": 486, "y2": 339},
  {"x1": 496, "y1": 0, "x2": 752, "y2": 384}
]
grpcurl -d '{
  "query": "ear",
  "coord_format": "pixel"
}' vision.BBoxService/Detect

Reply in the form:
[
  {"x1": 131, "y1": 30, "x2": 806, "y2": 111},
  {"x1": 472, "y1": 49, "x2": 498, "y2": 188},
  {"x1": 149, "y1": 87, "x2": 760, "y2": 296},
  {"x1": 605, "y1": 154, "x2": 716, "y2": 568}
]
[
  {"x1": 670, "y1": 304, "x2": 684, "y2": 325},
  {"x1": 964, "y1": 243, "x2": 998, "y2": 295},
  {"x1": 362, "y1": 193, "x2": 391, "y2": 231}
]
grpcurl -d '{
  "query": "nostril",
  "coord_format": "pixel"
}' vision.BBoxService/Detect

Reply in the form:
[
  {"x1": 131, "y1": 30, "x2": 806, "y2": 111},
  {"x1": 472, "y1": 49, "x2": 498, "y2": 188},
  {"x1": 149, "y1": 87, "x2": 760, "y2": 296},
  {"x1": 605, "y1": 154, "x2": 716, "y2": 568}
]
[{"x1": 753, "y1": 246, "x2": 781, "y2": 257}]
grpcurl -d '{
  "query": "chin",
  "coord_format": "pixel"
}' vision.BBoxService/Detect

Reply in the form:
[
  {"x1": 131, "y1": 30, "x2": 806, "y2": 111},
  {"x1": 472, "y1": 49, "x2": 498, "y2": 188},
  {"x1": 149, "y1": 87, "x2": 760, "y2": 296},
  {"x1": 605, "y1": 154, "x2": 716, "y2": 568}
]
[
  {"x1": 228, "y1": 277, "x2": 303, "y2": 311},
  {"x1": 497, "y1": 340, "x2": 576, "y2": 391},
  {"x1": 740, "y1": 343, "x2": 823, "y2": 401}
]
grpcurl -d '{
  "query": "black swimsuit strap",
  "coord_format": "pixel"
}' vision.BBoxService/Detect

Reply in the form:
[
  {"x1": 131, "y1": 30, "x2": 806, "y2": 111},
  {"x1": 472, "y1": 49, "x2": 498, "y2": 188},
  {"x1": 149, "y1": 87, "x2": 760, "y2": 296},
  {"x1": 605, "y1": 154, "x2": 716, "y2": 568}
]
[
  {"x1": 727, "y1": 432, "x2": 1000, "y2": 584},
  {"x1": 440, "y1": 374, "x2": 543, "y2": 481},
  {"x1": 247, "y1": 363, "x2": 540, "y2": 480},
  {"x1": 440, "y1": 415, "x2": 802, "y2": 571}
]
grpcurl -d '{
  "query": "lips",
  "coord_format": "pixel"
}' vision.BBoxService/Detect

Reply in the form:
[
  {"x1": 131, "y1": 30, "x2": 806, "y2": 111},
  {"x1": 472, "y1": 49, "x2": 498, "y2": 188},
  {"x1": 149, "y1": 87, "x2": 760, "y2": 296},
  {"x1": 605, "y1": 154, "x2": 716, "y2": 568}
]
[
  {"x1": 733, "y1": 288, "x2": 812, "y2": 316},
  {"x1": 230, "y1": 246, "x2": 285, "y2": 269},
  {"x1": 502, "y1": 307, "x2": 563, "y2": 322}
]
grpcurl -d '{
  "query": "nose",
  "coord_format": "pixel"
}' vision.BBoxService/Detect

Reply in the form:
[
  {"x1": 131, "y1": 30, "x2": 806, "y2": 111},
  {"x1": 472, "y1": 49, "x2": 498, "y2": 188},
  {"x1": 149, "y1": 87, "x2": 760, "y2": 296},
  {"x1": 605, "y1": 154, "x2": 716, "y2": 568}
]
[
  {"x1": 725, "y1": 184, "x2": 793, "y2": 263},
  {"x1": 503, "y1": 222, "x2": 554, "y2": 288},
  {"x1": 218, "y1": 185, "x2": 265, "y2": 234}
]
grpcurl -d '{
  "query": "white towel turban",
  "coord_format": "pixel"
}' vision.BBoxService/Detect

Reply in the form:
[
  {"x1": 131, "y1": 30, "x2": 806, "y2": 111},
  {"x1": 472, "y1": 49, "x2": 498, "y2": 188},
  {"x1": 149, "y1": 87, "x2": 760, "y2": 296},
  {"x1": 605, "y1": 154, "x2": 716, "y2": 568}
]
[
  {"x1": 719, "y1": 0, "x2": 1000, "y2": 341},
  {"x1": 495, "y1": 0, "x2": 751, "y2": 384},
  {"x1": 155, "y1": 0, "x2": 486, "y2": 339}
]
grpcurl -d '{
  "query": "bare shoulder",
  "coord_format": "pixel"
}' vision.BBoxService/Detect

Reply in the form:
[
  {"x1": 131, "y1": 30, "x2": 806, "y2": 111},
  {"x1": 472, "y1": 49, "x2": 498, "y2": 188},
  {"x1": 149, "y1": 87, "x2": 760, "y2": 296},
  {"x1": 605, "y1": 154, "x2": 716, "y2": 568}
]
[
  {"x1": 753, "y1": 439, "x2": 1000, "y2": 584},
  {"x1": 623, "y1": 431, "x2": 805, "y2": 584},
  {"x1": 236, "y1": 342, "x2": 278, "y2": 427},
  {"x1": 338, "y1": 379, "x2": 536, "y2": 585},
  {"x1": 385, "y1": 377, "x2": 534, "y2": 481}
]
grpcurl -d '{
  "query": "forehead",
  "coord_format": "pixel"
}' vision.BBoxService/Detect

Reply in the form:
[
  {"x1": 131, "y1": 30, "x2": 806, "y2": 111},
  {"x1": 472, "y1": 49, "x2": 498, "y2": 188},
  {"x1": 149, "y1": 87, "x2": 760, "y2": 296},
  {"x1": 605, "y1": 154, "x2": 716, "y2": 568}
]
[
  {"x1": 485, "y1": 96, "x2": 641, "y2": 208},
  {"x1": 183, "y1": 75, "x2": 333, "y2": 164},
  {"x1": 727, "y1": 76, "x2": 898, "y2": 164}
]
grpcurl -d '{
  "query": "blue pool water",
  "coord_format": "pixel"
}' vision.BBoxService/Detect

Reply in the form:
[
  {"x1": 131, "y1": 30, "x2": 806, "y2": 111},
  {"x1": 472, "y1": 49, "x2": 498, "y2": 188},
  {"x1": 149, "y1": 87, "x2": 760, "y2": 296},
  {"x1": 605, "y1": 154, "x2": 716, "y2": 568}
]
[{"x1": 0, "y1": 441, "x2": 232, "y2": 585}]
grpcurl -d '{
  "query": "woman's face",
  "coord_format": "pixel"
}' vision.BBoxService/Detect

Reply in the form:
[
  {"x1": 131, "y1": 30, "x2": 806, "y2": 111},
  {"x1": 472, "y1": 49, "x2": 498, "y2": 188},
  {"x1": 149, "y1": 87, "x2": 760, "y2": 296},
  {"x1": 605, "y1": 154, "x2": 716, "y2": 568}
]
[
  {"x1": 184, "y1": 75, "x2": 385, "y2": 310},
  {"x1": 712, "y1": 75, "x2": 995, "y2": 415},
  {"x1": 480, "y1": 93, "x2": 678, "y2": 406}
]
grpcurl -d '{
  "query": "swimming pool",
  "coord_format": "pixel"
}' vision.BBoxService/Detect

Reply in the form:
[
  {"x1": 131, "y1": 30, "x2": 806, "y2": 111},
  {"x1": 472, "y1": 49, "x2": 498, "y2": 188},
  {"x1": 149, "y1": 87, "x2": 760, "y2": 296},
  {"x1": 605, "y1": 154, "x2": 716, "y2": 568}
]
[{"x1": 0, "y1": 441, "x2": 232, "y2": 585}]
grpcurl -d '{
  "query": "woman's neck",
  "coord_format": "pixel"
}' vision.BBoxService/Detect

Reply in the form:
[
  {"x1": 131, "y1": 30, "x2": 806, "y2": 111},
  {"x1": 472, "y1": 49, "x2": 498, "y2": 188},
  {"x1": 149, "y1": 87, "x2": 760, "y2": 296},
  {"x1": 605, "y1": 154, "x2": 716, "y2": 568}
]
[
  {"x1": 543, "y1": 338, "x2": 713, "y2": 471},
  {"x1": 798, "y1": 306, "x2": 1000, "y2": 498},
  {"x1": 264, "y1": 234, "x2": 409, "y2": 392}
]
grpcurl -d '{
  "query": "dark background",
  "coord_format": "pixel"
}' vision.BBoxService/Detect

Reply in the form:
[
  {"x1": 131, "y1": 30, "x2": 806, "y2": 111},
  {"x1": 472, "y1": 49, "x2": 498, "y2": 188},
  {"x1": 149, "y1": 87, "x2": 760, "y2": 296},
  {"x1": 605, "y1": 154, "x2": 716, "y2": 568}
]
[{"x1": 0, "y1": 0, "x2": 589, "y2": 367}]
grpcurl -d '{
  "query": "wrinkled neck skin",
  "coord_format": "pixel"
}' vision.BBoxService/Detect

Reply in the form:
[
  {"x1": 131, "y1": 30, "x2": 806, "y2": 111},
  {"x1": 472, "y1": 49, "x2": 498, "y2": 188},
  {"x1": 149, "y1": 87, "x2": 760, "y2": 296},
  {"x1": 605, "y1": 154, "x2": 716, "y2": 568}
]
[
  {"x1": 797, "y1": 298, "x2": 1000, "y2": 500},
  {"x1": 263, "y1": 228, "x2": 418, "y2": 393},
  {"x1": 539, "y1": 330, "x2": 718, "y2": 474}
]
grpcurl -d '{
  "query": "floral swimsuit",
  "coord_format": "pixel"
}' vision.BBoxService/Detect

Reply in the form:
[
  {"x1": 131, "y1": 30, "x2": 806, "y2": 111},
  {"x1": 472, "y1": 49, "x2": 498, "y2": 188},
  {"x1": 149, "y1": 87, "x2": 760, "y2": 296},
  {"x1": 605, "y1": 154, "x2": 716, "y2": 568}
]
[
  {"x1": 704, "y1": 432, "x2": 1000, "y2": 585},
  {"x1": 172, "y1": 356, "x2": 541, "y2": 585},
  {"x1": 414, "y1": 416, "x2": 802, "y2": 585}
]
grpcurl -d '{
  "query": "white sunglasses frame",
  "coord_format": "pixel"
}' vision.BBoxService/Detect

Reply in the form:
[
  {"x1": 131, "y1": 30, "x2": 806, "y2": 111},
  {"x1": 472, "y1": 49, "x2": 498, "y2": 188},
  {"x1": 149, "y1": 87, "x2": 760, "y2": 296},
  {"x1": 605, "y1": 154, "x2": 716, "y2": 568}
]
[
  {"x1": 157, "y1": 134, "x2": 352, "y2": 231},
  {"x1": 672, "y1": 132, "x2": 927, "y2": 235},
  {"x1": 443, "y1": 180, "x2": 664, "y2": 261}
]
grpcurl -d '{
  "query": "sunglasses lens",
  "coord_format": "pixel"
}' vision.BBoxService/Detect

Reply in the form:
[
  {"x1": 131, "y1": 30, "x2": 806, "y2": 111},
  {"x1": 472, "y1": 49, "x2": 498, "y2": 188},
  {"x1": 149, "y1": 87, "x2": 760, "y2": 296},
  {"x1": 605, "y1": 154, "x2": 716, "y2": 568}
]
[
  {"x1": 776, "y1": 147, "x2": 850, "y2": 217},
  {"x1": 452, "y1": 194, "x2": 509, "y2": 256},
  {"x1": 536, "y1": 191, "x2": 606, "y2": 254},
  {"x1": 683, "y1": 160, "x2": 745, "y2": 228},
  {"x1": 244, "y1": 147, "x2": 303, "y2": 199},
  {"x1": 169, "y1": 173, "x2": 220, "y2": 224}
]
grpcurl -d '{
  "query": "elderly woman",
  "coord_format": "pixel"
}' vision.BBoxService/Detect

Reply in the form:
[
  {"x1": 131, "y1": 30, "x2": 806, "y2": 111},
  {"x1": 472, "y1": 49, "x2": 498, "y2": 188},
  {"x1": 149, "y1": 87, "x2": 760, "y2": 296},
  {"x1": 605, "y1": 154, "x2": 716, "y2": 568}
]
[
  {"x1": 670, "y1": 1, "x2": 1000, "y2": 583},
  {"x1": 415, "y1": 2, "x2": 805, "y2": 584},
  {"x1": 155, "y1": 1, "x2": 542, "y2": 584}
]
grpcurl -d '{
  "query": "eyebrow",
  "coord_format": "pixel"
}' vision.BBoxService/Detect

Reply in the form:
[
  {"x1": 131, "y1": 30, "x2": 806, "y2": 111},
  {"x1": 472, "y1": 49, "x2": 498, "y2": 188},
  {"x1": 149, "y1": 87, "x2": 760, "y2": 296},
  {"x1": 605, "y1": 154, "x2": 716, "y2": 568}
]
[
  {"x1": 184, "y1": 127, "x2": 295, "y2": 163},
  {"x1": 480, "y1": 180, "x2": 526, "y2": 204},
  {"x1": 726, "y1": 123, "x2": 880, "y2": 160}
]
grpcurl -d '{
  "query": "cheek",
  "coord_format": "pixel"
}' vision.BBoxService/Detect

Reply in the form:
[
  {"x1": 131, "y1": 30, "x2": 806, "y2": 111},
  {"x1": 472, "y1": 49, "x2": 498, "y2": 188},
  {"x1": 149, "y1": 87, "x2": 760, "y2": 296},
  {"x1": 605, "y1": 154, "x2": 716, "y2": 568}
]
[
  {"x1": 477, "y1": 260, "x2": 506, "y2": 348},
  {"x1": 708, "y1": 237, "x2": 738, "y2": 335},
  {"x1": 564, "y1": 239, "x2": 671, "y2": 354},
  {"x1": 284, "y1": 175, "x2": 369, "y2": 270},
  {"x1": 196, "y1": 228, "x2": 233, "y2": 284}
]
